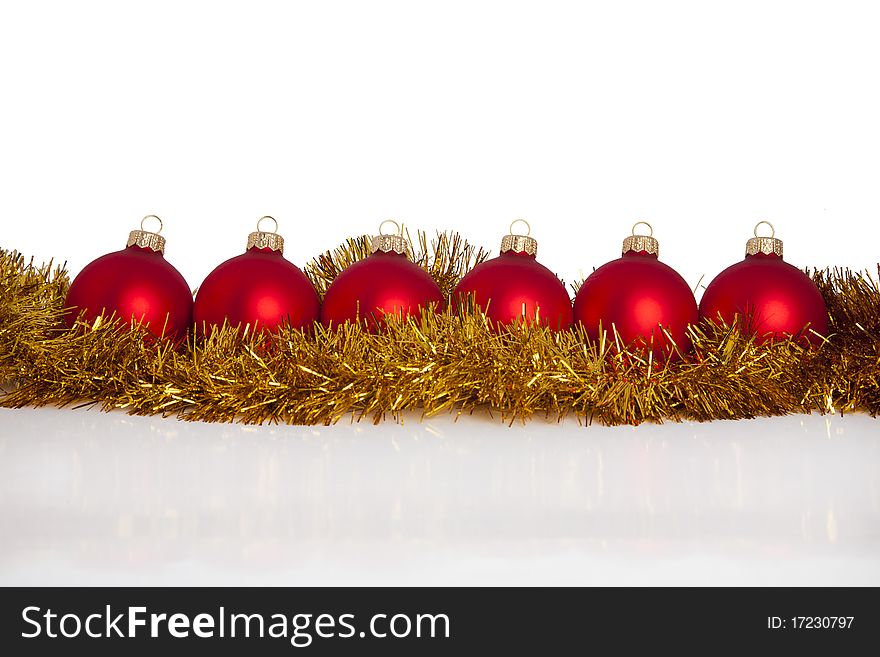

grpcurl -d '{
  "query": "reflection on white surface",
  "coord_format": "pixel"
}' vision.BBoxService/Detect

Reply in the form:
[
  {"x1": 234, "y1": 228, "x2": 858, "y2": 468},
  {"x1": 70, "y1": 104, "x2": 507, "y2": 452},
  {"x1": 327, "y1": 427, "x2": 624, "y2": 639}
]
[{"x1": 0, "y1": 407, "x2": 878, "y2": 585}]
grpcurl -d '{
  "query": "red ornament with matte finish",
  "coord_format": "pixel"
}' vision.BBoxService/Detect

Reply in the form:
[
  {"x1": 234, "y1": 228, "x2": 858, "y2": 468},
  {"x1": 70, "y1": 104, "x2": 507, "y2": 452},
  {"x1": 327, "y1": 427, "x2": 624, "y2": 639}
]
[
  {"x1": 320, "y1": 220, "x2": 443, "y2": 330},
  {"x1": 64, "y1": 215, "x2": 193, "y2": 340},
  {"x1": 193, "y1": 216, "x2": 320, "y2": 334},
  {"x1": 453, "y1": 220, "x2": 572, "y2": 330},
  {"x1": 573, "y1": 222, "x2": 698, "y2": 355},
  {"x1": 698, "y1": 221, "x2": 828, "y2": 343}
]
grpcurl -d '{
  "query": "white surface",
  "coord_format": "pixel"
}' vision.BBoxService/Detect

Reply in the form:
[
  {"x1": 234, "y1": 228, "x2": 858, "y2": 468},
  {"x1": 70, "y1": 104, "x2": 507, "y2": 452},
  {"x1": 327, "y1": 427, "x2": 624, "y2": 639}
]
[{"x1": 1, "y1": 407, "x2": 878, "y2": 586}]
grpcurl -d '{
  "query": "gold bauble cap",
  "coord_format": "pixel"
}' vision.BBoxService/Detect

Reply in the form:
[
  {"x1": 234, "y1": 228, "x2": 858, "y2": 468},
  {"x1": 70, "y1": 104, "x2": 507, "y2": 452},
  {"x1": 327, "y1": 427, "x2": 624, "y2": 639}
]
[
  {"x1": 370, "y1": 219, "x2": 410, "y2": 255},
  {"x1": 126, "y1": 215, "x2": 166, "y2": 253},
  {"x1": 500, "y1": 219, "x2": 538, "y2": 256},
  {"x1": 745, "y1": 221, "x2": 783, "y2": 257},
  {"x1": 247, "y1": 216, "x2": 285, "y2": 253},
  {"x1": 622, "y1": 221, "x2": 659, "y2": 256}
]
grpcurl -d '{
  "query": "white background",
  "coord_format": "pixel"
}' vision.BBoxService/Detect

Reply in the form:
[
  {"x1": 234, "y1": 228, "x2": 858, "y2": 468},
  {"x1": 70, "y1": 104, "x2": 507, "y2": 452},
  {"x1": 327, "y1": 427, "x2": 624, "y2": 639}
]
[
  {"x1": 1, "y1": 0, "x2": 879, "y2": 586},
  {"x1": 2, "y1": 0, "x2": 879, "y2": 286}
]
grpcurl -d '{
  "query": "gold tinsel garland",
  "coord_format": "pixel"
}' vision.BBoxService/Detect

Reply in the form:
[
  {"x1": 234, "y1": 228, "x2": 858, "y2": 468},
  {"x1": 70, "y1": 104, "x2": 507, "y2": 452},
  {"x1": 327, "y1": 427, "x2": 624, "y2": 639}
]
[{"x1": 1, "y1": 235, "x2": 879, "y2": 425}]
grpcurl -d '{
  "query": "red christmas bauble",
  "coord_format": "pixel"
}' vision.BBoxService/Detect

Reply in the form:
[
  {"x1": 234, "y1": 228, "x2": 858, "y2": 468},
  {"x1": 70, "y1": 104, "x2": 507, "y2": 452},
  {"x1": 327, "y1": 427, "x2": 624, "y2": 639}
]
[
  {"x1": 193, "y1": 217, "x2": 320, "y2": 334},
  {"x1": 573, "y1": 223, "x2": 698, "y2": 355},
  {"x1": 699, "y1": 222, "x2": 828, "y2": 343},
  {"x1": 64, "y1": 215, "x2": 193, "y2": 340},
  {"x1": 452, "y1": 222, "x2": 572, "y2": 330},
  {"x1": 320, "y1": 222, "x2": 443, "y2": 329}
]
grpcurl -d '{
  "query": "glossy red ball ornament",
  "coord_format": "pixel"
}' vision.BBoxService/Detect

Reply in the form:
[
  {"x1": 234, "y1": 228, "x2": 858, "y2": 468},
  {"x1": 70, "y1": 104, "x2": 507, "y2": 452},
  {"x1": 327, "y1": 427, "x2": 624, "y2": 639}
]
[
  {"x1": 453, "y1": 220, "x2": 572, "y2": 330},
  {"x1": 64, "y1": 215, "x2": 193, "y2": 340},
  {"x1": 573, "y1": 223, "x2": 698, "y2": 355},
  {"x1": 320, "y1": 220, "x2": 443, "y2": 329},
  {"x1": 699, "y1": 221, "x2": 828, "y2": 343},
  {"x1": 193, "y1": 216, "x2": 320, "y2": 334}
]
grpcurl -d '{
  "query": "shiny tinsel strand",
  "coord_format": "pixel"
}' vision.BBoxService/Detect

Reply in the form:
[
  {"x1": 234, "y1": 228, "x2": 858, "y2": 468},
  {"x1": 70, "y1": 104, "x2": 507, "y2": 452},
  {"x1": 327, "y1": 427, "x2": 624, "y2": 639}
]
[{"x1": 1, "y1": 243, "x2": 878, "y2": 425}]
